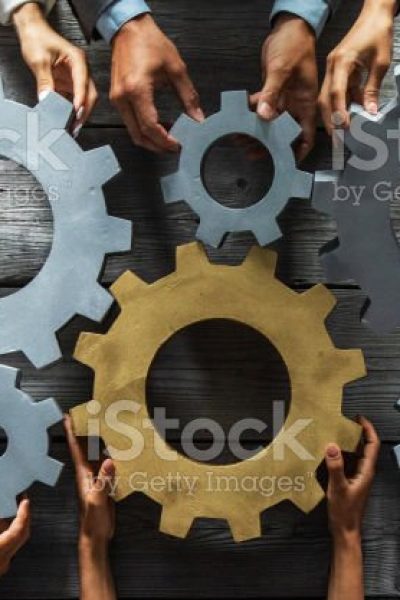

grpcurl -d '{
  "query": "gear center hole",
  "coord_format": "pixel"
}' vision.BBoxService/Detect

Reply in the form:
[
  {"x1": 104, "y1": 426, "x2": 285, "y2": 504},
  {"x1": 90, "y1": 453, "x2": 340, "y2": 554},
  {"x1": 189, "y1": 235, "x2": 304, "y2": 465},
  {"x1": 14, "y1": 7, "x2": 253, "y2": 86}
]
[
  {"x1": 0, "y1": 158, "x2": 53, "y2": 296},
  {"x1": 146, "y1": 319, "x2": 291, "y2": 465},
  {"x1": 201, "y1": 134, "x2": 275, "y2": 208}
]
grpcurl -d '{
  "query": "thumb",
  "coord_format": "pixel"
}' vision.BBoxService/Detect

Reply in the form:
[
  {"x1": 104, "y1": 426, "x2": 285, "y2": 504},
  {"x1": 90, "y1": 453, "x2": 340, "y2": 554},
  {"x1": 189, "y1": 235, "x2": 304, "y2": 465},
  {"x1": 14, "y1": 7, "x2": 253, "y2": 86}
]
[
  {"x1": 363, "y1": 60, "x2": 388, "y2": 115},
  {"x1": 33, "y1": 58, "x2": 55, "y2": 101},
  {"x1": 325, "y1": 444, "x2": 347, "y2": 492},
  {"x1": 95, "y1": 459, "x2": 115, "y2": 497},
  {"x1": 257, "y1": 68, "x2": 289, "y2": 120}
]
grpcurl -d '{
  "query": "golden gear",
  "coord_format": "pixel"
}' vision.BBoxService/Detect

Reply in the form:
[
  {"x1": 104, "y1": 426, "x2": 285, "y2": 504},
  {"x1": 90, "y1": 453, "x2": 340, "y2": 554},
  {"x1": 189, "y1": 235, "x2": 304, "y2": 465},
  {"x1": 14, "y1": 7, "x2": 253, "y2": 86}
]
[{"x1": 70, "y1": 242, "x2": 365, "y2": 542}]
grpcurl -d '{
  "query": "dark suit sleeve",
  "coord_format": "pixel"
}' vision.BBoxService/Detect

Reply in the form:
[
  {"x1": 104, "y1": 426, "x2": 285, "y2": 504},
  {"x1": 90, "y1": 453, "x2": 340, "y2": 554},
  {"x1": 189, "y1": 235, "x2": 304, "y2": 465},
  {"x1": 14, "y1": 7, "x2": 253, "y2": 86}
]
[{"x1": 67, "y1": 0, "x2": 114, "y2": 40}]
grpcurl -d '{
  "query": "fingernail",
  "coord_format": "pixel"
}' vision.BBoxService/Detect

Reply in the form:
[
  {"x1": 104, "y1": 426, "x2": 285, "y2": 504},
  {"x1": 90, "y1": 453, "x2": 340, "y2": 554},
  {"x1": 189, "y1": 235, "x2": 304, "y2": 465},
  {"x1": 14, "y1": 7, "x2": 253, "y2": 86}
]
[
  {"x1": 75, "y1": 106, "x2": 84, "y2": 121},
  {"x1": 38, "y1": 90, "x2": 50, "y2": 102},
  {"x1": 73, "y1": 124, "x2": 83, "y2": 139},
  {"x1": 257, "y1": 101, "x2": 274, "y2": 120},
  {"x1": 194, "y1": 108, "x2": 205, "y2": 122},
  {"x1": 366, "y1": 101, "x2": 378, "y2": 115},
  {"x1": 326, "y1": 444, "x2": 340, "y2": 459}
]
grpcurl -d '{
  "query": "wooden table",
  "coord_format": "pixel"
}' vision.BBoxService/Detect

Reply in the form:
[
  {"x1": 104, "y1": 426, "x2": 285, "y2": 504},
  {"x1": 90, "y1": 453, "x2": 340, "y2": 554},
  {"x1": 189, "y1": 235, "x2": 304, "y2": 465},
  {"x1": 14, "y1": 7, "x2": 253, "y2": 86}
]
[{"x1": 0, "y1": 1, "x2": 399, "y2": 598}]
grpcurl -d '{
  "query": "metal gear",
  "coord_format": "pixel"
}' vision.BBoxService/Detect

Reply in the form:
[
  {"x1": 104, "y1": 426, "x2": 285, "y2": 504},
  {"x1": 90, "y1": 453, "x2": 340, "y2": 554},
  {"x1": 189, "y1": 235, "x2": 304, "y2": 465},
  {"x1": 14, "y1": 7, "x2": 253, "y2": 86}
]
[
  {"x1": 0, "y1": 364, "x2": 63, "y2": 518},
  {"x1": 161, "y1": 91, "x2": 313, "y2": 247},
  {"x1": 70, "y1": 242, "x2": 365, "y2": 542},
  {"x1": 313, "y1": 65, "x2": 400, "y2": 334},
  {"x1": 0, "y1": 79, "x2": 132, "y2": 368}
]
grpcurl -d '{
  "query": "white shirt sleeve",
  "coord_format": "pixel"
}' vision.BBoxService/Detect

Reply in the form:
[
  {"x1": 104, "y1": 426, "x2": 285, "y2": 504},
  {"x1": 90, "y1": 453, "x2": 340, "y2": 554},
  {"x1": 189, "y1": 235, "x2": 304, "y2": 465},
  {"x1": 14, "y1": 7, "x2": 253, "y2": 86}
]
[{"x1": 0, "y1": 0, "x2": 56, "y2": 25}]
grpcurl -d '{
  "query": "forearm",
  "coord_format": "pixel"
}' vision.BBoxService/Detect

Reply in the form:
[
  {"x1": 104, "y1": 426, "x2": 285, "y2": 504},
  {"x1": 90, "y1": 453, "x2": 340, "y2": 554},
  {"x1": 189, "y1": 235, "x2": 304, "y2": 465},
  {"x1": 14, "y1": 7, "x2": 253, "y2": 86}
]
[
  {"x1": 328, "y1": 532, "x2": 364, "y2": 600},
  {"x1": 79, "y1": 539, "x2": 116, "y2": 600}
]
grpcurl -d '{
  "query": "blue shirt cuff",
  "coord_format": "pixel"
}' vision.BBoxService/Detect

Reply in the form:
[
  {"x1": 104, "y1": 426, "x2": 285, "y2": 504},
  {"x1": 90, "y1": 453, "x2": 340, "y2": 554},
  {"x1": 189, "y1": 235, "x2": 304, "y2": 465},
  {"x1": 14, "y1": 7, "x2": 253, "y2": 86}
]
[
  {"x1": 97, "y1": 0, "x2": 151, "y2": 44},
  {"x1": 270, "y1": 0, "x2": 333, "y2": 38}
]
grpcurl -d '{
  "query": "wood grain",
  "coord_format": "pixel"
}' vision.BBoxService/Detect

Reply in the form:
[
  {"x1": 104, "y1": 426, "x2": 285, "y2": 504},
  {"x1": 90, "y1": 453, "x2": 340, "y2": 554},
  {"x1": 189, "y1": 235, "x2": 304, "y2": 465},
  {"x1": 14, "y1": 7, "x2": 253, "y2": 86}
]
[
  {"x1": 0, "y1": 443, "x2": 399, "y2": 599},
  {"x1": 0, "y1": 1, "x2": 400, "y2": 598}
]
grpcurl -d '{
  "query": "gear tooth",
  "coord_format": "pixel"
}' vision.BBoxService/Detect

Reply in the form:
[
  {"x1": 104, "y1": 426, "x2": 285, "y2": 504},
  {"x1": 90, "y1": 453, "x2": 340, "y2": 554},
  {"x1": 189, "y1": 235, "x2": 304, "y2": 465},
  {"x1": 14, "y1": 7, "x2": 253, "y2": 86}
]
[
  {"x1": 0, "y1": 78, "x2": 4, "y2": 99},
  {"x1": 344, "y1": 113, "x2": 373, "y2": 155},
  {"x1": 74, "y1": 332, "x2": 103, "y2": 366},
  {"x1": 176, "y1": 242, "x2": 209, "y2": 272},
  {"x1": 320, "y1": 246, "x2": 351, "y2": 282},
  {"x1": 104, "y1": 216, "x2": 132, "y2": 253},
  {"x1": 395, "y1": 398, "x2": 400, "y2": 412},
  {"x1": 291, "y1": 169, "x2": 313, "y2": 199},
  {"x1": 220, "y1": 90, "x2": 249, "y2": 114},
  {"x1": 252, "y1": 219, "x2": 282, "y2": 246},
  {"x1": 36, "y1": 91, "x2": 73, "y2": 130},
  {"x1": 0, "y1": 494, "x2": 18, "y2": 519},
  {"x1": 349, "y1": 102, "x2": 364, "y2": 118},
  {"x1": 23, "y1": 333, "x2": 62, "y2": 369},
  {"x1": 170, "y1": 113, "x2": 198, "y2": 142},
  {"x1": 78, "y1": 284, "x2": 113, "y2": 322},
  {"x1": 110, "y1": 270, "x2": 147, "y2": 303},
  {"x1": 0, "y1": 365, "x2": 18, "y2": 389},
  {"x1": 362, "y1": 301, "x2": 400, "y2": 335},
  {"x1": 393, "y1": 444, "x2": 400, "y2": 468},
  {"x1": 159, "y1": 504, "x2": 194, "y2": 538},
  {"x1": 244, "y1": 246, "x2": 277, "y2": 274},
  {"x1": 85, "y1": 146, "x2": 120, "y2": 185},
  {"x1": 291, "y1": 478, "x2": 324, "y2": 513},
  {"x1": 36, "y1": 398, "x2": 63, "y2": 429},
  {"x1": 196, "y1": 220, "x2": 226, "y2": 248},
  {"x1": 335, "y1": 417, "x2": 362, "y2": 452},
  {"x1": 35, "y1": 456, "x2": 63, "y2": 487},
  {"x1": 301, "y1": 285, "x2": 336, "y2": 319},
  {"x1": 273, "y1": 111, "x2": 302, "y2": 142},
  {"x1": 228, "y1": 513, "x2": 261, "y2": 542},
  {"x1": 161, "y1": 172, "x2": 185, "y2": 205},
  {"x1": 312, "y1": 170, "x2": 339, "y2": 216},
  {"x1": 337, "y1": 349, "x2": 366, "y2": 384},
  {"x1": 69, "y1": 403, "x2": 91, "y2": 437}
]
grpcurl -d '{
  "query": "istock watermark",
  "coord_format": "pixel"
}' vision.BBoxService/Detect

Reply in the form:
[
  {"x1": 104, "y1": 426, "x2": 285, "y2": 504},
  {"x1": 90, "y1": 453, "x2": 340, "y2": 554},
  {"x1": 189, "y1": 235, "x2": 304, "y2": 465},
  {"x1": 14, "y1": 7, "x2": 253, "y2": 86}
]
[
  {"x1": 0, "y1": 112, "x2": 68, "y2": 172},
  {"x1": 83, "y1": 398, "x2": 315, "y2": 464}
]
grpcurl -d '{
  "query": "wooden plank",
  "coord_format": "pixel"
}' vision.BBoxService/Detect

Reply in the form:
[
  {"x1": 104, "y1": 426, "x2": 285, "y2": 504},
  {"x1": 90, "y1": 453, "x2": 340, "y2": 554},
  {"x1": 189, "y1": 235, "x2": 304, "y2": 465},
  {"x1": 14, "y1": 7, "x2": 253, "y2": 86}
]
[
  {"x1": 0, "y1": 443, "x2": 398, "y2": 599},
  {"x1": 0, "y1": 289, "x2": 396, "y2": 443},
  {"x1": 0, "y1": 128, "x2": 389, "y2": 288},
  {"x1": 0, "y1": 0, "x2": 398, "y2": 125}
]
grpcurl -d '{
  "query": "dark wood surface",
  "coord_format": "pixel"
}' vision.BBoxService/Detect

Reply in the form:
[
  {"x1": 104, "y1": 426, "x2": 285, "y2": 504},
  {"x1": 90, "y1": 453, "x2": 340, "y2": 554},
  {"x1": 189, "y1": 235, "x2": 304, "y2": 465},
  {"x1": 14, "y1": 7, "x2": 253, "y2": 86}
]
[{"x1": 0, "y1": 0, "x2": 400, "y2": 598}]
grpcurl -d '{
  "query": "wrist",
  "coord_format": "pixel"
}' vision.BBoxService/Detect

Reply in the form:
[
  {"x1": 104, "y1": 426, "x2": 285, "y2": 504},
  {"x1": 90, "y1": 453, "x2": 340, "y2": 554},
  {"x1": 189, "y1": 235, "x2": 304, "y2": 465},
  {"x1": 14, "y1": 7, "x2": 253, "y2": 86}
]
[
  {"x1": 332, "y1": 528, "x2": 362, "y2": 549},
  {"x1": 114, "y1": 12, "x2": 154, "y2": 40},
  {"x1": 12, "y1": 2, "x2": 44, "y2": 29},
  {"x1": 273, "y1": 12, "x2": 316, "y2": 41},
  {"x1": 79, "y1": 534, "x2": 109, "y2": 562}
]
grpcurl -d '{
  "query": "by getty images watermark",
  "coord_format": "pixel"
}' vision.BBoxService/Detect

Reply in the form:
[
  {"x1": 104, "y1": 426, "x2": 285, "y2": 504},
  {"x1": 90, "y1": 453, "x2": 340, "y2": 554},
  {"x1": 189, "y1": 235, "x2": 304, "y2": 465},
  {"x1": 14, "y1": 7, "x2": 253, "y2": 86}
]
[
  {"x1": 84, "y1": 398, "x2": 315, "y2": 464},
  {"x1": 83, "y1": 470, "x2": 314, "y2": 498}
]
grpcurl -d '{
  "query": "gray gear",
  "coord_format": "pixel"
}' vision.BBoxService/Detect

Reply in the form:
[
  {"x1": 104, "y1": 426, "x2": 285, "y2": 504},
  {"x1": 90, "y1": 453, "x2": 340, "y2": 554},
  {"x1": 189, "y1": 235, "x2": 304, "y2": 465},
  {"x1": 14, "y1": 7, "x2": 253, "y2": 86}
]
[
  {"x1": 313, "y1": 65, "x2": 400, "y2": 334},
  {"x1": 161, "y1": 91, "x2": 312, "y2": 247},
  {"x1": 0, "y1": 364, "x2": 62, "y2": 518},
  {"x1": 0, "y1": 79, "x2": 132, "y2": 367}
]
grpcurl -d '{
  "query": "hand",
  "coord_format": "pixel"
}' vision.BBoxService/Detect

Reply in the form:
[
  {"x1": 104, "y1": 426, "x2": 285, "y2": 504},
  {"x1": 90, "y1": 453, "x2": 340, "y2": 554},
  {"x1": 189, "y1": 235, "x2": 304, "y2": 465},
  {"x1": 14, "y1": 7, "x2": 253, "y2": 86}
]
[
  {"x1": 319, "y1": 0, "x2": 396, "y2": 133},
  {"x1": 110, "y1": 13, "x2": 204, "y2": 152},
  {"x1": 13, "y1": 2, "x2": 97, "y2": 135},
  {"x1": 325, "y1": 416, "x2": 380, "y2": 542},
  {"x1": 0, "y1": 499, "x2": 31, "y2": 576},
  {"x1": 251, "y1": 13, "x2": 318, "y2": 161},
  {"x1": 64, "y1": 415, "x2": 115, "y2": 547}
]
